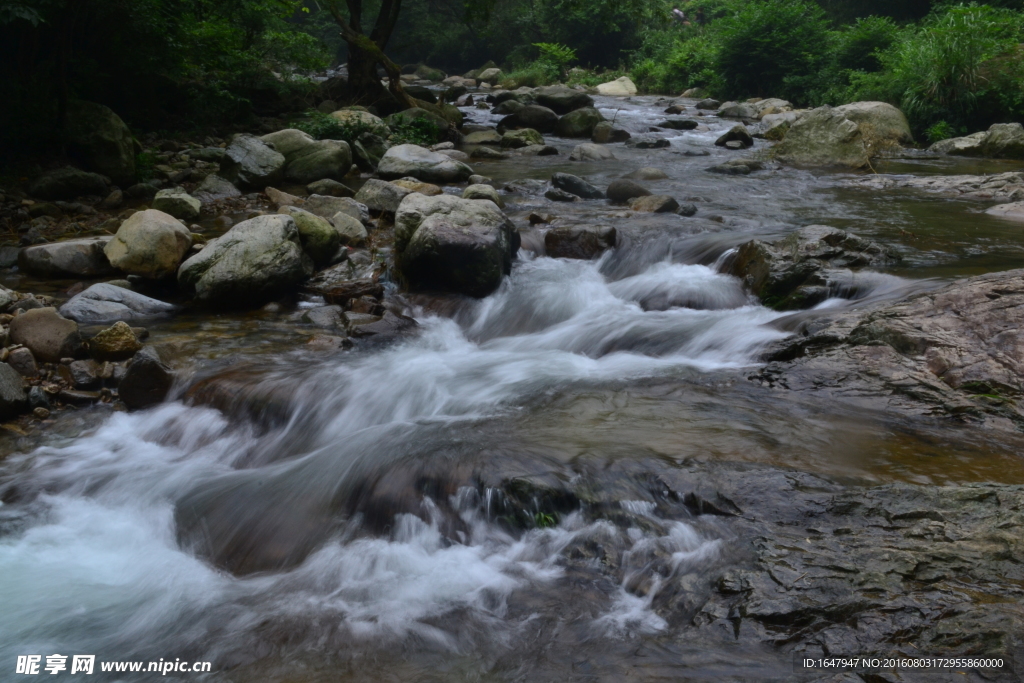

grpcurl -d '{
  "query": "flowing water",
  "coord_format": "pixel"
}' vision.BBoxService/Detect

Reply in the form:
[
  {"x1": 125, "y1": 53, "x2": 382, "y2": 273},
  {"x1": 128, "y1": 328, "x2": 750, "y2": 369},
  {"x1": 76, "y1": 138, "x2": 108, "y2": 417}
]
[{"x1": 2, "y1": 95, "x2": 1024, "y2": 681}]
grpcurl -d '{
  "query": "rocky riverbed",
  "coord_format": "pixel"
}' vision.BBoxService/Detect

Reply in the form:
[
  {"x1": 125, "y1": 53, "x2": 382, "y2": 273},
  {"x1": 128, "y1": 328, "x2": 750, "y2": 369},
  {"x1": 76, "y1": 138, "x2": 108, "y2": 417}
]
[{"x1": 1, "y1": 83, "x2": 1024, "y2": 682}]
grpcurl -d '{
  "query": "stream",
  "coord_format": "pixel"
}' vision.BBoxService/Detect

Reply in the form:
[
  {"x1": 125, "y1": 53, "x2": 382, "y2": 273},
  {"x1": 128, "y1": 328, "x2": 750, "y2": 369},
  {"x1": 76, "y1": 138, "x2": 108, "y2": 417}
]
[{"x1": 1, "y1": 93, "x2": 1023, "y2": 682}]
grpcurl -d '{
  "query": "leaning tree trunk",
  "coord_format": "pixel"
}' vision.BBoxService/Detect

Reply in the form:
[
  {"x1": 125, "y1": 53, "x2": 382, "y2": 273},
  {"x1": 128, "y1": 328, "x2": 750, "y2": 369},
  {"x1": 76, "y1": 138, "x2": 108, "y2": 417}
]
[{"x1": 324, "y1": 0, "x2": 416, "y2": 110}]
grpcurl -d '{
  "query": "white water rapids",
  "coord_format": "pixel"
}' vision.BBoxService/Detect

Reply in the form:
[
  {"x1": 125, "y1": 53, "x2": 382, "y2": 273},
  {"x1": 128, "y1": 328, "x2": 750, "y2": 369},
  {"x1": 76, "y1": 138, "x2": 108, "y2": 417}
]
[{"x1": 0, "y1": 251, "x2": 791, "y2": 678}]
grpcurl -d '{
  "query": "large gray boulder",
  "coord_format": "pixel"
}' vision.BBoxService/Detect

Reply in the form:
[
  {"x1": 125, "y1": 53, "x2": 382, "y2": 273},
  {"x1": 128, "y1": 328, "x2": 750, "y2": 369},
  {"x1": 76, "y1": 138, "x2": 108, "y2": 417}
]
[
  {"x1": 9, "y1": 307, "x2": 85, "y2": 362},
  {"x1": 260, "y1": 129, "x2": 353, "y2": 184},
  {"x1": 19, "y1": 237, "x2": 114, "y2": 278},
  {"x1": 506, "y1": 105, "x2": 558, "y2": 133},
  {"x1": 377, "y1": 144, "x2": 472, "y2": 183},
  {"x1": 929, "y1": 123, "x2": 1024, "y2": 159},
  {"x1": 277, "y1": 206, "x2": 340, "y2": 266},
  {"x1": 551, "y1": 173, "x2": 604, "y2": 199},
  {"x1": 28, "y1": 167, "x2": 109, "y2": 201},
  {"x1": 774, "y1": 102, "x2": 913, "y2": 168},
  {"x1": 177, "y1": 214, "x2": 313, "y2": 306},
  {"x1": 64, "y1": 101, "x2": 136, "y2": 186},
  {"x1": 59, "y1": 283, "x2": 177, "y2": 324},
  {"x1": 104, "y1": 209, "x2": 192, "y2": 279},
  {"x1": 554, "y1": 108, "x2": 605, "y2": 138},
  {"x1": 219, "y1": 134, "x2": 286, "y2": 190},
  {"x1": 569, "y1": 143, "x2": 615, "y2": 161},
  {"x1": 394, "y1": 194, "x2": 518, "y2": 297},
  {"x1": 193, "y1": 174, "x2": 241, "y2": 202},
  {"x1": 353, "y1": 179, "x2": 412, "y2": 215},
  {"x1": 533, "y1": 86, "x2": 594, "y2": 115},
  {"x1": 152, "y1": 188, "x2": 201, "y2": 221}
]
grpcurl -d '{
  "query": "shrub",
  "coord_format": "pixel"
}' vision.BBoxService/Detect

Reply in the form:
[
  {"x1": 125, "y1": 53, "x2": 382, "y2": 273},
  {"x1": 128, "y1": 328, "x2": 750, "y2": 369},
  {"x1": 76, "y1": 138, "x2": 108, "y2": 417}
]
[
  {"x1": 714, "y1": 0, "x2": 831, "y2": 103},
  {"x1": 294, "y1": 110, "x2": 386, "y2": 142},
  {"x1": 925, "y1": 120, "x2": 956, "y2": 143}
]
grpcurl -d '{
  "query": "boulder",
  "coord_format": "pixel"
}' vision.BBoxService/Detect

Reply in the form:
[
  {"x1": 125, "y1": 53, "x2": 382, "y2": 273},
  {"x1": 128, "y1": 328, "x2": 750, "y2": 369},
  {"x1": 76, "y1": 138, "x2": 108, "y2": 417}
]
[
  {"x1": 624, "y1": 136, "x2": 669, "y2": 149},
  {"x1": 728, "y1": 225, "x2": 900, "y2": 309},
  {"x1": 493, "y1": 99, "x2": 526, "y2": 116},
  {"x1": 394, "y1": 193, "x2": 518, "y2": 296},
  {"x1": 306, "y1": 179, "x2": 354, "y2": 197},
  {"x1": 331, "y1": 212, "x2": 368, "y2": 247},
  {"x1": 695, "y1": 98, "x2": 720, "y2": 110},
  {"x1": 775, "y1": 102, "x2": 912, "y2": 169},
  {"x1": 404, "y1": 85, "x2": 437, "y2": 104},
  {"x1": 277, "y1": 206, "x2": 341, "y2": 266},
  {"x1": 260, "y1": 129, "x2": 353, "y2": 184},
  {"x1": 28, "y1": 167, "x2": 109, "y2": 201},
  {"x1": 104, "y1": 209, "x2": 192, "y2": 279},
  {"x1": 569, "y1": 143, "x2": 615, "y2": 161},
  {"x1": 391, "y1": 178, "x2": 443, "y2": 195},
  {"x1": 545, "y1": 188, "x2": 579, "y2": 202},
  {"x1": 353, "y1": 178, "x2": 412, "y2": 215},
  {"x1": 515, "y1": 144, "x2": 559, "y2": 156},
  {"x1": 501, "y1": 129, "x2": 544, "y2": 149},
  {"x1": 376, "y1": 144, "x2": 472, "y2": 183},
  {"x1": 89, "y1": 321, "x2": 143, "y2": 361},
  {"x1": 534, "y1": 86, "x2": 594, "y2": 115},
  {"x1": 551, "y1": 173, "x2": 604, "y2": 200},
  {"x1": 595, "y1": 76, "x2": 637, "y2": 97},
  {"x1": 8, "y1": 348, "x2": 38, "y2": 377},
  {"x1": 305, "y1": 194, "x2": 370, "y2": 223},
  {"x1": 624, "y1": 167, "x2": 668, "y2": 180},
  {"x1": 414, "y1": 65, "x2": 446, "y2": 82},
  {"x1": 177, "y1": 214, "x2": 314, "y2": 306},
  {"x1": 545, "y1": 226, "x2": 616, "y2": 259},
  {"x1": 352, "y1": 133, "x2": 388, "y2": 172},
  {"x1": 464, "y1": 130, "x2": 504, "y2": 146},
  {"x1": 0, "y1": 363, "x2": 27, "y2": 419},
  {"x1": 329, "y1": 109, "x2": 389, "y2": 136},
  {"x1": 554, "y1": 108, "x2": 605, "y2": 138},
  {"x1": 628, "y1": 195, "x2": 679, "y2": 213},
  {"x1": 64, "y1": 101, "x2": 136, "y2": 186},
  {"x1": 19, "y1": 237, "x2": 114, "y2": 278},
  {"x1": 152, "y1": 188, "x2": 201, "y2": 221},
  {"x1": 509, "y1": 105, "x2": 559, "y2": 133},
  {"x1": 118, "y1": 346, "x2": 174, "y2": 410},
  {"x1": 930, "y1": 123, "x2": 1024, "y2": 159},
  {"x1": 477, "y1": 67, "x2": 503, "y2": 84},
  {"x1": 606, "y1": 179, "x2": 651, "y2": 203},
  {"x1": 219, "y1": 134, "x2": 286, "y2": 190},
  {"x1": 463, "y1": 184, "x2": 505, "y2": 207},
  {"x1": 193, "y1": 175, "x2": 241, "y2": 202},
  {"x1": 715, "y1": 124, "x2": 753, "y2": 149},
  {"x1": 59, "y1": 283, "x2": 177, "y2": 324},
  {"x1": 656, "y1": 119, "x2": 699, "y2": 130},
  {"x1": 9, "y1": 307, "x2": 85, "y2": 362},
  {"x1": 591, "y1": 121, "x2": 631, "y2": 144},
  {"x1": 761, "y1": 111, "x2": 805, "y2": 141}
]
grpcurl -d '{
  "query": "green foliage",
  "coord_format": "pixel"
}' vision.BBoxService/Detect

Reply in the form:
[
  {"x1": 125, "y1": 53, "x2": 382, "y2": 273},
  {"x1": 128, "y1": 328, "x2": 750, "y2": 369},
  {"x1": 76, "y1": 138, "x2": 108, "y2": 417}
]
[
  {"x1": 925, "y1": 120, "x2": 957, "y2": 143},
  {"x1": 714, "y1": 0, "x2": 832, "y2": 102},
  {"x1": 533, "y1": 512, "x2": 557, "y2": 528},
  {"x1": 847, "y1": 3, "x2": 1024, "y2": 133},
  {"x1": 834, "y1": 17, "x2": 900, "y2": 73},
  {"x1": 534, "y1": 42, "x2": 577, "y2": 76},
  {"x1": 294, "y1": 109, "x2": 388, "y2": 142},
  {"x1": 135, "y1": 151, "x2": 157, "y2": 182},
  {"x1": 631, "y1": 33, "x2": 719, "y2": 95},
  {"x1": 388, "y1": 118, "x2": 443, "y2": 146}
]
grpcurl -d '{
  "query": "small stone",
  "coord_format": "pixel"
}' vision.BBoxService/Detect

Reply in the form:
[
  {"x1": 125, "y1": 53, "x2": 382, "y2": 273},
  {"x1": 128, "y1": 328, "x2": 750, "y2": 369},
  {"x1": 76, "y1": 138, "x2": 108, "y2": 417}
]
[
  {"x1": 606, "y1": 179, "x2": 652, "y2": 203},
  {"x1": 628, "y1": 195, "x2": 680, "y2": 213},
  {"x1": 7, "y1": 347, "x2": 38, "y2": 376},
  {"x1": 545, "y1": 188, "x2": 580, "y2": 202},
  {"x1": 89, "y1": 321, "x2": 143, "y2": 361},
  {"x1": 28, "y1": 385, "x2": 50, "y2": 410},
  {"x1": 0, "y1": 362, "x2": 27, "y2": 419},
  {"x1": 33, "y1": 407, "x2": 50, "y2": 419},
  {"x1": 307, "y1": 334, "x2": 351, "y2": 352},
  {"x1": 68, "y1": 360, "x2": 101, "y2": 389},
  {"x1": 676, "y1": 203, "x2": 698, "y2": 217}
]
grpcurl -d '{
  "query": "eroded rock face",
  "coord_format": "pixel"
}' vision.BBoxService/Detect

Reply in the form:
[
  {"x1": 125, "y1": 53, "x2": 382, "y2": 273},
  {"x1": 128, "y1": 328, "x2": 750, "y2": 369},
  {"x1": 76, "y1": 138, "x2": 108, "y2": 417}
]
[
  {"x1": 177, "y1": 214, "x2": 313, "y2": 307},
  {"x1": 728, "y1": 225, "x2": 900, "y2": 310},
  {"x1": 775, "y1": 102, "x2": 913, "y2": 168},
  {"x1": 394, "y1": 194, "x2": 518, "y2": 297},
  {"x1": 930, "y1": 122, "x2": 1024, "y2": 159},
  {"x1": 753, "y1": 268, "x2": 1024, "y2": 430}
]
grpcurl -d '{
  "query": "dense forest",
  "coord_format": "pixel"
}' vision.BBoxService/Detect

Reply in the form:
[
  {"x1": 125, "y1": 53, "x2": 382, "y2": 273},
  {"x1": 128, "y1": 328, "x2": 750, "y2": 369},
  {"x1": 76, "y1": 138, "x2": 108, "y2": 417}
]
[{"x1": 4, "y1": 0, "x2": 1024, "y2": 166}]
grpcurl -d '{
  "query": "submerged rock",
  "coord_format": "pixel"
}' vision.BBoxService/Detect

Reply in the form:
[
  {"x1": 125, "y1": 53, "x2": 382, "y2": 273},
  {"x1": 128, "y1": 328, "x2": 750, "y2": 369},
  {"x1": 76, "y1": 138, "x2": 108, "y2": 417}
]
[
  {"x1": 606, "y1": 179, "x2": 651, "y2": 203},
  {"x1": 728, "y1": 225, "x2": 900, "y2": 310},
  {"x1": 545, "y1": 225, "x2": 616, "y2": 259}
]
